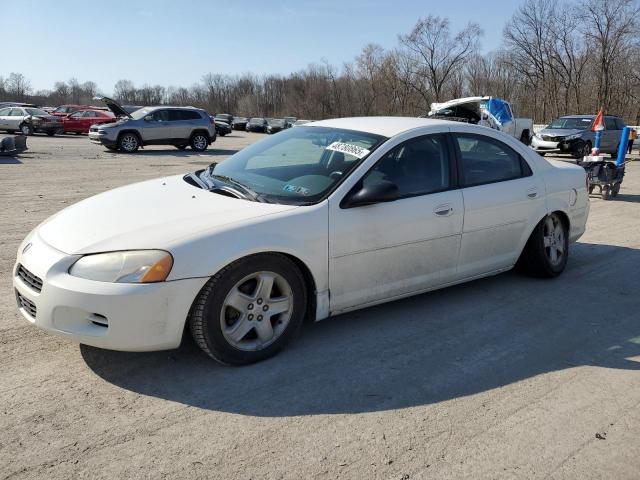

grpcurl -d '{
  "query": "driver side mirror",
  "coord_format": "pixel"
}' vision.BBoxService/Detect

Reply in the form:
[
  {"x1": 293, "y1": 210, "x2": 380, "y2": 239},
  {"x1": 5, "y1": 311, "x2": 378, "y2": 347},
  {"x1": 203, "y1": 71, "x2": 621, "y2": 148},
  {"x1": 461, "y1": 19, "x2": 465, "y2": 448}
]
[{"x1": 341, "y1": 180, "x2": 400, "y2": 208}]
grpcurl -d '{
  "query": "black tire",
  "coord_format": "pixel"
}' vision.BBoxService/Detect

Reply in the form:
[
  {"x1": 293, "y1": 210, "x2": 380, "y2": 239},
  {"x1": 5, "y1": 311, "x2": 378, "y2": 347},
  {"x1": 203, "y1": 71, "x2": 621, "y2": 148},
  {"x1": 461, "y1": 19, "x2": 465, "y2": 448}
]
[
  {"x1": 175, "y1": 144, "x2": 188, "y2": 150},
  {"x1": 612, "y1": 182, "x2": 621, "y2": 197},
  {"x1": 46, "y1": 130, "x2": 56, "y2": 136},
  {"x1": 190, "y1": 132, "x2": 209, "y2": 151},
  {"x1": 588, "y1": 185, "x2": 595, "y2": 195},
  {"x1": 601, "y1": 185, "x2": 611, "y2": 200},
  {"x1": 19, "y1": 123, "x2": 33, "y2": 136},
  {"x1": 189, "y1": 253, "x2": 307, "y2": 365},
  {"x1": 118, "y1": 132, "x2": 140, "y2": 153},
  {"x1": 518, "y1": 213, "x2": 569, "y2": 278},
  {"x1": 580, "y1": 141, "x2": 592, "y2": 158},
  {"x1": 520, "y1": 131, "x2": 531, "y2": 146}
]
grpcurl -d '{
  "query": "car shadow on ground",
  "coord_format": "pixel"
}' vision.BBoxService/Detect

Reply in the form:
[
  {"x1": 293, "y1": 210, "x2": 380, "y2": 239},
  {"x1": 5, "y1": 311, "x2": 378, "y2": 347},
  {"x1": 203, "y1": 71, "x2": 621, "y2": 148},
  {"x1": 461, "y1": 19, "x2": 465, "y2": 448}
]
[
  {"x1": 102, "y1": 148, "x2": 239, "y2": 158},
  {"x1": 0, "y1": 156, "x2": 22, "y2": 164},
  {"x1": 81, "y1": 242, "x2": 640, "y2": 416}
]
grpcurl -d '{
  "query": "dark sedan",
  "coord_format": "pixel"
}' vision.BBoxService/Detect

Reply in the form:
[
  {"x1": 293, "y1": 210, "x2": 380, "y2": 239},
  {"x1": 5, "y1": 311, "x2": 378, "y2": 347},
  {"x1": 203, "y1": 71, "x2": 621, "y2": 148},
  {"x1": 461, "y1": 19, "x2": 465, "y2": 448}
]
[
  {"x1": 246, "y1": 117, "x2": 268, "y2": 133},
  {"x1": 266, "y1": 118, "x2": 286, "y2": 134},
  {"x1": 214, "y1": 120, "x2": 232, "y2": 136},
  {"x1": 232, "y1": 117, "x2": 248, "y2": 130}
]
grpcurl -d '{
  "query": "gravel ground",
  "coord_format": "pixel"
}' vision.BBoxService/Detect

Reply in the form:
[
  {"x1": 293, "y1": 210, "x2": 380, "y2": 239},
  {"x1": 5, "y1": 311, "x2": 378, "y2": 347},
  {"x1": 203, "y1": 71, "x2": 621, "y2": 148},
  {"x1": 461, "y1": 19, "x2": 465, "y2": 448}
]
[{"x1": 1, "y1": 132, "x2": 639, "y2": 480}]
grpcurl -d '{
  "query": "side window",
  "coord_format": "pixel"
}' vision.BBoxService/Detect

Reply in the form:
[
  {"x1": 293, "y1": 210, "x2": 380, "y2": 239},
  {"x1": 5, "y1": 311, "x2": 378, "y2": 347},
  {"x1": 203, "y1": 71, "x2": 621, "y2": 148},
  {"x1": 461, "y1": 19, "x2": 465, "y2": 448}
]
[
  {"x1": 69, "y1": 112, "x2": 82, "y2": 119},
  {"x1": 362, "y1": 134, "x2": 451, "y2": 197},
  {"x1": 10, "y1": 109, "x2": 25, "y2": 116},
  {"x1": 614, "y1": 118, "x2": 626, "y2": 130},
  {"x1": 82, "y1": 111, "x2": 95, "y2": 117},
  {"x1": 180, "y1": 110, "x2": 202, "y2": 120},
  {"x1": 604, "y1": 117, "x2": 617, "y2": 130},
  {"x1": 454, "y1": 134, "x2": 529, "y2": 187},
  {"x1": 0, "y1": 108, "x2": 11, "y2": 115},
  {"x1": 152, "y1": 110, "x2": 170, "y2": 122}
]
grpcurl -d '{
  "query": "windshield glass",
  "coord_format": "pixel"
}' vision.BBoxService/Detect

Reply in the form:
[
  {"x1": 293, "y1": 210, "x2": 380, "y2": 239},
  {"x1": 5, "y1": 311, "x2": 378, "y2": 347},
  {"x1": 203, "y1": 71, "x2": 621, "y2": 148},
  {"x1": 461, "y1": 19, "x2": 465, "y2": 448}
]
[
  {"x1": 250, "y1": 118, "x2": 264, "y2": 123},
  {"x1": 130, "y1": 108, "x2": 151, "y2": 120},
  {"x1": 196, "y1": 126, "x2": 385, "y2": 205},
  {"x1": 25, "y1": 108, "x2": 48, "y2": 116},
  {"x1": 268, "y1": 119, "x2": 284, "y2": 126},
  {"x1": 548, "y1": 117, "x2": 593, "y2": 130}
]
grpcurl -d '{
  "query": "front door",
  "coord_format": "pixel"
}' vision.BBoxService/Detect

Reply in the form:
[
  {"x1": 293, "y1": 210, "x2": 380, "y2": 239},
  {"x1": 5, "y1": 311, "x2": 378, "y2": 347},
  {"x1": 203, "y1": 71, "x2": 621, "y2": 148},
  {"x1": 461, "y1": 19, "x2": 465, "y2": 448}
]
[
  {"x1": 328, "y1": 132, "x2": 463, "y2": 313},
  {"x1": 142, "y1": 109, "x2": 173, "y2": 142},
  {"x1": 0, "y1": 107, "x2": 11, "y2": 129}
]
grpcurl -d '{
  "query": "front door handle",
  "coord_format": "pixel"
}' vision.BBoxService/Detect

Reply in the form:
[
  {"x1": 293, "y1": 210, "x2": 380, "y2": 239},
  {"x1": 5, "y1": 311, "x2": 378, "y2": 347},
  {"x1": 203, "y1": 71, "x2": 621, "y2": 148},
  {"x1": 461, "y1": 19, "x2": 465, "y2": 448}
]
[
  {"x1": 434, "y1": 204, "x2": 453, "y2": 216},
  {"x1": 526, "y1": 187, "x2": 539, "y2": 199}
]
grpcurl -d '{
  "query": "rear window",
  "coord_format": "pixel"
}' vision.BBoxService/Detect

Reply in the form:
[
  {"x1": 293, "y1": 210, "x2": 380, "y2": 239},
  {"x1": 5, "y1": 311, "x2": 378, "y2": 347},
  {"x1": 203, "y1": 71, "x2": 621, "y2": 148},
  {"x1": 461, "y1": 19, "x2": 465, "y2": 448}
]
[{"x1": 179, "y1": 110, "x2": 202, "y2": 120}]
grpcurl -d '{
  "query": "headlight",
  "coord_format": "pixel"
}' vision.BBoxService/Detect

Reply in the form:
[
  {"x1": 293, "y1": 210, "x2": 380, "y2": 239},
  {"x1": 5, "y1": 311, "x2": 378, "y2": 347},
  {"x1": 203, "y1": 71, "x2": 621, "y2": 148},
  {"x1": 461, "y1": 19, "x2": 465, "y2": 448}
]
[
  {"x1": 564, "y1": 133, "x2": 582, "y2": 140},
  {"x1": 69, "y1": 250, "x2": 173, "y2": 283}
]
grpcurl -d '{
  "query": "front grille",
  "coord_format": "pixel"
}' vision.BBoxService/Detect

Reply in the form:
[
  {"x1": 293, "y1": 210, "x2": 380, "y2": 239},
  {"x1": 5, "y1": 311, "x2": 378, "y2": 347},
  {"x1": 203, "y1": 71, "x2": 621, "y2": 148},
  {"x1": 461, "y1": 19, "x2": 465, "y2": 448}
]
[
  {"x1": 542, "y1": 135, "x2": 560, "y2": 142},
  {"x1": 16, "y1": 291, "x2": 37, "y2": 319},
  {"x1": 16, "y1": 264, "x2": 43, "y2": 293}
]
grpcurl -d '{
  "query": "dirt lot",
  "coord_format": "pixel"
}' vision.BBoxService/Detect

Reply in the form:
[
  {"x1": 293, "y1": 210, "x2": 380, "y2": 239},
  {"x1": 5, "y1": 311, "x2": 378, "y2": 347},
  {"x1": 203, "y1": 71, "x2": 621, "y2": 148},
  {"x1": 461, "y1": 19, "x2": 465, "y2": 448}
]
[{"x1": 1, "y1": 132, "x2": 640, "y2": 479}]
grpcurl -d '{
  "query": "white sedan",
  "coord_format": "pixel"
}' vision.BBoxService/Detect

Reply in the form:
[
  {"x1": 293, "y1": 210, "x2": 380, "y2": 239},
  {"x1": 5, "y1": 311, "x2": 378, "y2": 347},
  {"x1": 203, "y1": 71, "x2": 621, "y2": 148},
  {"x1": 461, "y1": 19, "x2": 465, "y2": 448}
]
[{"x1": 13, "y1": 118, "x2": 589, "y2": 365}]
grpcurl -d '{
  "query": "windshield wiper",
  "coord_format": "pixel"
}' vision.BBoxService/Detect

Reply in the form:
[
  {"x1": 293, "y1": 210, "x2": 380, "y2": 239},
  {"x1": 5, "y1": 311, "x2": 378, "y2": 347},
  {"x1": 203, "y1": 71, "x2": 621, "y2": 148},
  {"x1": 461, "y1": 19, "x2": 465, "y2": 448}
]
[{"x1": 210, "y1": 174, "x2": 268, "y2": 203}]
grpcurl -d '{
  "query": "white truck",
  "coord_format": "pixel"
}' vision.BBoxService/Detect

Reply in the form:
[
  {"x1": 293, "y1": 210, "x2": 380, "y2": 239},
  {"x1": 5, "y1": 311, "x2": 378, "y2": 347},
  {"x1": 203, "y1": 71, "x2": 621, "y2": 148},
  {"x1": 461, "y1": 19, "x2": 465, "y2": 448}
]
[{"x1": 427, "y1": 96, "x2": 534, "y2": 145}]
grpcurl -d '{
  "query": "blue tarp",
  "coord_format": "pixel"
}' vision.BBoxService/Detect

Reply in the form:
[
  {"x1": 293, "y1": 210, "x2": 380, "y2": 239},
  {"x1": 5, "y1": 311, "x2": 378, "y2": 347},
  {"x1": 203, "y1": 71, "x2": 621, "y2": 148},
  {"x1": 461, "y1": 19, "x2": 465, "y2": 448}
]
[{"x1": 482, "y1": 98, "x2": 513, "y2": 128}]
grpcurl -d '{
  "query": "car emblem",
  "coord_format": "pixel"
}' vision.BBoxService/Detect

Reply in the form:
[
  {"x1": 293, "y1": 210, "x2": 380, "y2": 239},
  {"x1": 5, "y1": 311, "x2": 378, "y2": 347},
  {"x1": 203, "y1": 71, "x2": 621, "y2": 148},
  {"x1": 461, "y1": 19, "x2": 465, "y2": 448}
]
[{"x1": 22, "y1": 242, "x2": 32, "y2": 254}]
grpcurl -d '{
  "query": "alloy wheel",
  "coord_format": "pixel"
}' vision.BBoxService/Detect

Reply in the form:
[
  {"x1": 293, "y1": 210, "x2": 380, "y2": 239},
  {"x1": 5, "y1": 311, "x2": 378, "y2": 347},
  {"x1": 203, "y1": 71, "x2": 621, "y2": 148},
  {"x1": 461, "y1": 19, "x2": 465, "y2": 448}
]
[
  {"x1": 121, "y1": 134, "x2": 138, "y2": 152},
  {"x1": 543, "y1": 214, "x2": 565, "y2": 266},
  {"x1": 220, "y1": 271, "x2": 293, "y2": 351},
  {"x1": 193, "y1": 135, "x2": 207, "y2": 150}
]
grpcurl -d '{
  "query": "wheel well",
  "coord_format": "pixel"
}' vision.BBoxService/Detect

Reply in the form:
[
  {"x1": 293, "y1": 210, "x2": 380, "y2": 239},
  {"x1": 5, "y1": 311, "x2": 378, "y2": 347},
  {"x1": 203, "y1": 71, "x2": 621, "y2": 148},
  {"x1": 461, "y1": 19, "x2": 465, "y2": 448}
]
[
  {"x1": 279, "y1": 252, "x2": 318, "y2": 323},
  {"x1": 517, "y1": 210, "x2": 570, "y2": 264},
  {"x1": 552, "y1": 210, "x2": 570, "y2": 231},
  {"x1": 190, "y1": 129, "x2": 211, "y2": 141}
]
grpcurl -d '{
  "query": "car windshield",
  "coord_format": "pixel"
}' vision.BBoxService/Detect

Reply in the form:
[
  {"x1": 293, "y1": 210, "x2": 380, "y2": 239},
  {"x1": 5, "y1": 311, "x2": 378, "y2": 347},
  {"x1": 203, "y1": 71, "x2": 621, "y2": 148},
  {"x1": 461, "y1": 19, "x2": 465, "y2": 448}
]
[
  {"x1": 195, "y1": 126, "x2": 386, "y2": 205},
  {"x1": 25, "y1": 108, "x2": 48, "y2": 116},
  {"x1": 130, "y1": 108, "x2": 151, "y2": 120},
  {"x1": 548, "y1": 117, "x2": 593, "y2": 130},
  {"x1": 269, "y1": 119, "x2": 284, "y2": 126},
  {"x1": 250, "y1": 118, "x2": 264, "y2": 123}
]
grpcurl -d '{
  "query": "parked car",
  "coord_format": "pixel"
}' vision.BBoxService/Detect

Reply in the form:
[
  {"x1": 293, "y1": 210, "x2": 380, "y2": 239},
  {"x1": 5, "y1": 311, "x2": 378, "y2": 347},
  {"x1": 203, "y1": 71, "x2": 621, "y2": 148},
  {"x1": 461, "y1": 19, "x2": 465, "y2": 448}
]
[
  {"x1": 51, "y1": 104, "x2": 97, "y2": 116},
  {"x1": 13, "y1": 117, "x2": 589, "y2": 365},
  {"x1": 61, "y1": 109, "x2": 115, "y2": 134},
  {"x1": 284, "y1": 116, "x2": 297, "y2": 128},
  {"x1": 214, "y1": 119, "x2": 232, "y2": 136},
  {"x1": 246, "y1": 117, "x2": 268, "y2": 133},
  {"x1": 0, "y1": 106, "x2": 63, "y2": 135},
  {"x1": 88, "y1": 96, "x2": 216, "y2": 152},
  {"x1": 531, "y1": 115, "x2": 626, "y2": 158},
  {"x1": 215, "y1": 113, "x2": 234, "y2": 125},
  {"x1": 0, "y1": 102, "x2": 37, "y2": 108},
  {"x1": 292, "y1": 119, "x2": 312, "y2": 127},
  {"x1": 266, "y1": 118, "x2": 286, "y2": 134},
  {"x1": 232, "y1": 117, "x2": 248, "y2": 130},
  {"x1": 428, "y1": 96, "x2": 534, "y2": 145}
]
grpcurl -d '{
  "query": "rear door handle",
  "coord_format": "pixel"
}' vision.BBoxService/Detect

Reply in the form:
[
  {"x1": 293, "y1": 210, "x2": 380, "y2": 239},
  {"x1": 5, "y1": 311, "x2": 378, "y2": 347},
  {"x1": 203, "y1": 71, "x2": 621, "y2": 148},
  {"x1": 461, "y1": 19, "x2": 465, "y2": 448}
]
[
  {"x1": 526, "y1": 187, "x2": 539, "y2": 199},
  {"x1": 434, "y1": 204, "x2": 453, "y2": 216}
]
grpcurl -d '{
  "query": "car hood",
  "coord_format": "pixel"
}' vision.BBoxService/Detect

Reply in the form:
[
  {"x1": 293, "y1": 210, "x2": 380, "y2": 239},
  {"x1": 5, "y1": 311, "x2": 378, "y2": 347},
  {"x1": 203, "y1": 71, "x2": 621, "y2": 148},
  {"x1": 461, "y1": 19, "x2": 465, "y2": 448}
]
[
  {"x1": 539, "y1": 128, "x2": 586, "y2": 137},
  {"x1": 37, "y1": 175, "x2": 298, "y2": 255},
  {"x1": 429, "y1": 96, "x2": 489, "y2": 114},
  {"x1": 93, "y1": 95, "x2": 132, "y2": 119}
]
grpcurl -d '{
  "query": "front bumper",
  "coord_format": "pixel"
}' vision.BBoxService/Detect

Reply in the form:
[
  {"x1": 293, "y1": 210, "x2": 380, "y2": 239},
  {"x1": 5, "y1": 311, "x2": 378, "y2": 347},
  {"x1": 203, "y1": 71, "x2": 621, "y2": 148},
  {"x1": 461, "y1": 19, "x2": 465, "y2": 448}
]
[
  {"x1": 13, "y1": 232, "x2": 208, "y2": 352},
  {"x1": 88, "y1": 130, "x2": 117, "y2": 147},
  {"x1": 531, "y1": 135, "x2": 583, "y2": 154}
]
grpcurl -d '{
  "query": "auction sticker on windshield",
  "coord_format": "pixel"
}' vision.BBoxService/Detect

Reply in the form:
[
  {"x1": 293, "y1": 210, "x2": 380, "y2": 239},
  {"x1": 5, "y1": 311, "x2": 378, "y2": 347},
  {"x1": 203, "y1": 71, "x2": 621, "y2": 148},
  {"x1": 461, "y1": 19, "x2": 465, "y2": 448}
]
[{"x1": 326, "y1": 142, "x2": 370, "y2": 159}]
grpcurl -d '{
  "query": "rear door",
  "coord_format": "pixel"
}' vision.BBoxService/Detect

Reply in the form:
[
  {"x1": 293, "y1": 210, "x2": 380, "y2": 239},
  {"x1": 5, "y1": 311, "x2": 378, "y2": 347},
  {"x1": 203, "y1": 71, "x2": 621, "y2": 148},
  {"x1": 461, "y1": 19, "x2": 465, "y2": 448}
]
[
  {"x1": 171, "y1": 110, "x2": 199, "y2": 140},
  {"x1": 451, "y1": 130, "x2": 546, "y2": 279},
  {"x1": 0, "y1": 107, "x2": 11, "y2": 129},
  {"x1": 64, "y1": 111, "x2": 84, "y2": 132},
  {"x1": 8, "y1": 108, "x2": 26, "y2": 129}
]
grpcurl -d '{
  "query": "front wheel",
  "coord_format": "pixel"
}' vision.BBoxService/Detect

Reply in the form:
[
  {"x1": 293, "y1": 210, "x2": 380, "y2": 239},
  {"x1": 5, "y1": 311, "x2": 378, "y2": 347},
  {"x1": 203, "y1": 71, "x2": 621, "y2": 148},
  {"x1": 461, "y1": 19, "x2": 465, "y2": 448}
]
[
  {"x1": 189, "y1": 254, "x2": 307, "y2": 365},
  {"x1": 520, "y1": 131, "x2": 531, "y2": 146},
  {"x1": 46, "y1": 130, "x2": 56, "y2": 136},
  {"x1": 518, "y1": 213, "x2": 569, "y2": 278},
  {"x1": 118, "y1": 133, "x2": 140, "y2": 153}
]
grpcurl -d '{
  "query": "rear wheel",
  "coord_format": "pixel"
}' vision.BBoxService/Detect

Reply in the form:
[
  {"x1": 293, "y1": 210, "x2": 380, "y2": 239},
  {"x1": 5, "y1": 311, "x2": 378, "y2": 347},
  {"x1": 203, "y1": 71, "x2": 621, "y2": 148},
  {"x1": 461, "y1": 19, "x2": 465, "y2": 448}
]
[
  {"x1": 46, "y1": 130, "x2": 56, "y2": 136},
  {"x1": 19, "y1": 123, "x2": 33, "y2": 136},
  {"x1": 190, "y1": 132, "x2": 209, "y2": 151},
  {"x1": 518, "y1": 213, "x2": 569, "y2": 278},
  {"x1": 118, "y1": 133, "x2": 140, "y2": 153},
  {"x1": 189, "y1": 254, "x2": 307, "y2": 365}
]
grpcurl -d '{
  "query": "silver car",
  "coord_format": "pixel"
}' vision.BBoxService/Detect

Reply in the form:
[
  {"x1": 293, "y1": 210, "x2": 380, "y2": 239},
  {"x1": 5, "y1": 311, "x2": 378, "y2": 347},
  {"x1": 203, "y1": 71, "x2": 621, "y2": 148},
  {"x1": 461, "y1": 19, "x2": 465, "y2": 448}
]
[
  {"x1": 531, "y1": 115, "x2": 626, "y2": 159},
  {"x1": 0, "y1": 106, "x2": 63, "y2": 136},
  {"x1": 88, "y1": 96, "x2": 216, "y2": 153}
]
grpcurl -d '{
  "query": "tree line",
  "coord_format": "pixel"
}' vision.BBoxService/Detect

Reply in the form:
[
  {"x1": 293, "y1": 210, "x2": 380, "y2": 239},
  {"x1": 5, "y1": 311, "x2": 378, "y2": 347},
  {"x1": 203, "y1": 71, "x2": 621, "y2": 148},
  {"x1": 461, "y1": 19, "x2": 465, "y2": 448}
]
[{"x1": 2, "y1": 0, "x2": 639, "y2": 124}]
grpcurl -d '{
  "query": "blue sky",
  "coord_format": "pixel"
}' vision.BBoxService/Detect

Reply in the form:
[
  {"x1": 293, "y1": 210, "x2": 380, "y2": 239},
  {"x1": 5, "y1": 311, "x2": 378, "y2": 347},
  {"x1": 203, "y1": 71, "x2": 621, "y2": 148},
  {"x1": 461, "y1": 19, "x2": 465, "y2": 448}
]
[{"x1": 5, "y1": 0, "x2": 520, "y2": 94}]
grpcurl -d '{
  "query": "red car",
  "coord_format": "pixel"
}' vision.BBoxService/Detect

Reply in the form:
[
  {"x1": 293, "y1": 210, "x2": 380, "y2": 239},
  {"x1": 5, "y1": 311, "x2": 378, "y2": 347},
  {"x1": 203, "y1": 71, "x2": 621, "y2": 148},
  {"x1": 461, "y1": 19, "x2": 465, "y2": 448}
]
[
  {"x1": 51, "y1": 104, "x2": 99, "y2": 116},
  {"x1": 62, "y1": 109, "x2": 115, "y2": 134}
]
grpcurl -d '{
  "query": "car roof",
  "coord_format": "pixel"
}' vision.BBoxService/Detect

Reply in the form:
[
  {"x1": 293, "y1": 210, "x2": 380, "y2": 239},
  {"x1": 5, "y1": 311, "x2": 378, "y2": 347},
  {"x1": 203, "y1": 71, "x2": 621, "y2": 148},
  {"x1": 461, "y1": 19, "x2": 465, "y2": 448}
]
[
  {"x1": 561, "y1": 114, "x2": 621, "y2": 119},
  {"x1": 307, "y1": 117, "x2": 454, "y2": 137}
]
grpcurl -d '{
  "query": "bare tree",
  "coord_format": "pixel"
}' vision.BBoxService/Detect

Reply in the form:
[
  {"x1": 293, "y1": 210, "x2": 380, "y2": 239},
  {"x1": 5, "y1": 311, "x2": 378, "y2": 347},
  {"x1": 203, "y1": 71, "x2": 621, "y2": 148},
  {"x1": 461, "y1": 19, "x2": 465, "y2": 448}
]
[{"x1": 5, "y1": 72, "x2": 32, "y2": 101}]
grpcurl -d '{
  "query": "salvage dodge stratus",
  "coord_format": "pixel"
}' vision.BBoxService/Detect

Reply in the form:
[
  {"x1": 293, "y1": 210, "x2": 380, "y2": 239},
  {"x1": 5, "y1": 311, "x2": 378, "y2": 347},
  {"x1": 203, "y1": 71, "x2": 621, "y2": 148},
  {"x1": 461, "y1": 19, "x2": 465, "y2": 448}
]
[{"x1": 14, "y1": 118, "x2": 589, "y2": 365}]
